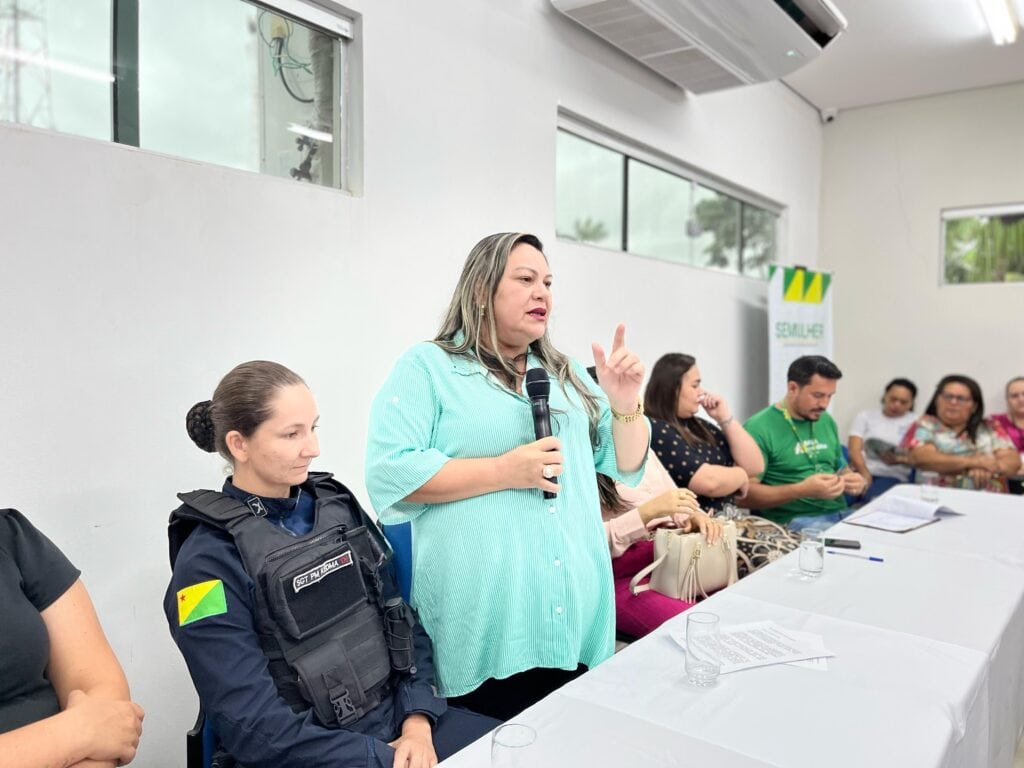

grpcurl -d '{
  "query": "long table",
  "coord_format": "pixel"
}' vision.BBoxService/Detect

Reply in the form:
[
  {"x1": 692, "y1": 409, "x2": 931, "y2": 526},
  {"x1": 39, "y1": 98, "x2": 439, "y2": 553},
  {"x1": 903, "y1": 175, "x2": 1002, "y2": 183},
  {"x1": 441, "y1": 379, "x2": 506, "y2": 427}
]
[{"x1": 440, "y1": 484, "x2": 1024, "y2": 767}]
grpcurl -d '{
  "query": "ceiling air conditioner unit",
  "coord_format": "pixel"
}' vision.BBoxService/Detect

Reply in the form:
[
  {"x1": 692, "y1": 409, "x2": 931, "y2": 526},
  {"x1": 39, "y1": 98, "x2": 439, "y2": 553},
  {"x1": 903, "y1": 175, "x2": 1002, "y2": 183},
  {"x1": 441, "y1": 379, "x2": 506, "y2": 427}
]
[{"x1": 550, "y1": 0, "x2": 847, "y2": 94}]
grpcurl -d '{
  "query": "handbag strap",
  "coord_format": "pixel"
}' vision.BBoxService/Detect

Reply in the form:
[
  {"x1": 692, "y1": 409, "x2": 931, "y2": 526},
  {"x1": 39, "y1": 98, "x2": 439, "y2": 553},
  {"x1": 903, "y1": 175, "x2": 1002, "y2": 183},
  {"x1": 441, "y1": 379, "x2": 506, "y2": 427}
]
[
  {"x1": 682, "y1": 545, "x2": 709, "y2": 602},
  {"x1": 628, "y1": 550, "x2": 669, "y2": 596}
]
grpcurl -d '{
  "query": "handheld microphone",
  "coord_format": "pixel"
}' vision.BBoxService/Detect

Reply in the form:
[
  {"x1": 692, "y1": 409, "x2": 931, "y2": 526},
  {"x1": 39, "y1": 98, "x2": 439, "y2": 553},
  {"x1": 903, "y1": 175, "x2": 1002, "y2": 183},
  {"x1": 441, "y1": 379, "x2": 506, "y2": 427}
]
[{"x1": 524, "y1": 367, "x2": 556, "y2": 499}]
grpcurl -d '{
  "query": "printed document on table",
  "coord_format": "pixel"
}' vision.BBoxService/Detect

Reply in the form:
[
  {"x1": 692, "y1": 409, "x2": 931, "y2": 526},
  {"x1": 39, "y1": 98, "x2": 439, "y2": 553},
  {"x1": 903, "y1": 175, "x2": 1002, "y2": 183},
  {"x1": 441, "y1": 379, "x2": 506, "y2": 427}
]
[
  {"x1": 782, "y1": 628, "x2": 830, "y2": 672},
  {"x1": 844, "y1": 495, "x2": 961, "y2": 533},
  {"x1": 672, "y1": 620, "x2": 834, "y2": 674}
]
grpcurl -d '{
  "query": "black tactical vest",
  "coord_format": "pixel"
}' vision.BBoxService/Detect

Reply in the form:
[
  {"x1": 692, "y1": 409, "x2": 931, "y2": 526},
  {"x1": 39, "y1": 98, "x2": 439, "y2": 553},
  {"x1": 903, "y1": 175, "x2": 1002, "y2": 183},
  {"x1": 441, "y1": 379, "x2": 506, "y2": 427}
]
[{"x1": 168, "y1": 473, "x2": 415, "y2": 728}]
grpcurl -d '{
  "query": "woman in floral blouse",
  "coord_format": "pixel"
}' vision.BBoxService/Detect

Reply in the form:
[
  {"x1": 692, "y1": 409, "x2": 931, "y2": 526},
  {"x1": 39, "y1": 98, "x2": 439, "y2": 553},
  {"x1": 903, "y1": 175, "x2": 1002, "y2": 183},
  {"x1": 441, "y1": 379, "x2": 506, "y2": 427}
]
[{"x1": 901, "y1": 374, "x2": 1020, "y2": 492}]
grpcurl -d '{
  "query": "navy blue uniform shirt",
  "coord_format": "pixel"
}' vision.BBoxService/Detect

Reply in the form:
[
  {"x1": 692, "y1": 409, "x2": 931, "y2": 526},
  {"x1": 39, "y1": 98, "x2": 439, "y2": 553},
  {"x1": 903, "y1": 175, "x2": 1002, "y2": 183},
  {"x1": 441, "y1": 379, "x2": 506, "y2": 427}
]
[{"x1": 165, "y1": 478, "x2": 446, "y2": 768}]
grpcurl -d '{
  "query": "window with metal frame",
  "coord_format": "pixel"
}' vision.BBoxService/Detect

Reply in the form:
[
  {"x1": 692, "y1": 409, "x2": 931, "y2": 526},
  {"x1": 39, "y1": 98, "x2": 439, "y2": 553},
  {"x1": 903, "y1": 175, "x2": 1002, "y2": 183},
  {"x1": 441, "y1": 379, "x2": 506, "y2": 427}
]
[
  {"x1": 556, "y1": 113, "x2": 781, "y2": 279},
  {"x1": 942, "y1": 204, "x2": 1024, "y2": 285},
  {"x1": 0, "y1": 0, "x2": 113, "y2": 141},
  {"x1": 0, "y1": 0, "x2": 357, "y2": 190}
]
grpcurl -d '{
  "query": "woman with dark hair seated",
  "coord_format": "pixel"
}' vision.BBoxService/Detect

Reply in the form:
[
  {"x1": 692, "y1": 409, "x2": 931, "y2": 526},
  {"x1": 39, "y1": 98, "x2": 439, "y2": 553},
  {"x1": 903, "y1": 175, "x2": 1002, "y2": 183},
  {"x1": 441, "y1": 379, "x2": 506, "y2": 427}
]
[
  {"x1": 846, "y1": 378, "x2": 919, "y2": 500},
  {"x1": 644, "y1": 353, "x2": 764, "y2": 513},
  {"x1": 166, "y1": 361, "x2": 495, "y2": 768},
  {"x1": 901, "y1": 374, "x2": 1021, "y2": 492},
  {"x1": 0, "y1": 511, "x2": 144, "y2": 768}
]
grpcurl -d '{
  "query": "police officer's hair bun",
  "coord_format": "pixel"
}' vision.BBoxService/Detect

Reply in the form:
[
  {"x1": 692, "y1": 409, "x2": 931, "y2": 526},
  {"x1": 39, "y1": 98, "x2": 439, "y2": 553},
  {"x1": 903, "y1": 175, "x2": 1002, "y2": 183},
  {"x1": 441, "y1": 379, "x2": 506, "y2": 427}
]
[
  {"x1": 190, "y1": 362, "x2": 306, "y2": 463},
  {"x1": 186, "y1": 400, "x2": 217, "y2": 453}
]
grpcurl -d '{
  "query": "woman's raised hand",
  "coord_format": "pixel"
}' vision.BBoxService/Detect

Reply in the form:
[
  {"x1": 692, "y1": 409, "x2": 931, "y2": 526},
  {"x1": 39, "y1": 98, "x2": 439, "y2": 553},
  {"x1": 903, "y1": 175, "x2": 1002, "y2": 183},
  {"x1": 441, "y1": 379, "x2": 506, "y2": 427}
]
[
  {"x1": 699, "y1": 391, "x2": 732, "y2": 425},
  {"x1": 591, "y1": 324, "x2": 644, "y2": 414}
]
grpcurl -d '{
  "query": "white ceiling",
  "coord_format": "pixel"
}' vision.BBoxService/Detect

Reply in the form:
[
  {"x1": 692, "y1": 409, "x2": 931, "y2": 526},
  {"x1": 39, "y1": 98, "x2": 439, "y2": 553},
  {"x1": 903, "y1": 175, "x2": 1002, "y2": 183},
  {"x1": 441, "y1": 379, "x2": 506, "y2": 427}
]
[{"x1": 781, "y1": 0, "x2": 1024, "y2": 113}]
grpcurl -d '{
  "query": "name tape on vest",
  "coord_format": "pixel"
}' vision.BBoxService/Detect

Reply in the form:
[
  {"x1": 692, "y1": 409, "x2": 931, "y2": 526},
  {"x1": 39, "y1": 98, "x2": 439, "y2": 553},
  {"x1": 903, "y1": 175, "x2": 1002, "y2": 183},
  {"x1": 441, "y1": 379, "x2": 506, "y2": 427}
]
[{"x1": 293, "y1": 551, "x2": 354, "y2": 593}]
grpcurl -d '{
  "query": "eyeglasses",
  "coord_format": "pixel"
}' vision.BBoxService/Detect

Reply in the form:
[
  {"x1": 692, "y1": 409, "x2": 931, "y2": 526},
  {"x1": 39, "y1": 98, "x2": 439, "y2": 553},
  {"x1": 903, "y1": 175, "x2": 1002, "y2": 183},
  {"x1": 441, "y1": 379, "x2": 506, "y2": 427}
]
[{"x1": 939, "y1": 393, "x2": 972, "y2": 404}]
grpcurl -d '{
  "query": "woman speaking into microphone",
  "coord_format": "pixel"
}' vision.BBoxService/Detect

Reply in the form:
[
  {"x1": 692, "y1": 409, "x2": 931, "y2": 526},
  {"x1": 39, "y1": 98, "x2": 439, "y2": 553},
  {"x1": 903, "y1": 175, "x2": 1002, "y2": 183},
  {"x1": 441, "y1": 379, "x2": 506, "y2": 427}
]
[{"x1": 365, "y1": 232, "x2": 649, "y2": 720}]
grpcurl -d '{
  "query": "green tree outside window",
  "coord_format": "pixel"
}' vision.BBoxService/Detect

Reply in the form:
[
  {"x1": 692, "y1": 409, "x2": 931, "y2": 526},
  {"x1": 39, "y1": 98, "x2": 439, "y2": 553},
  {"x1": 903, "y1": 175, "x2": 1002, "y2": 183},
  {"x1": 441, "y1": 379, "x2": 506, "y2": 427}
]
[{"x1": 944, "y1": 211, "x2": 1024, "y2": 284}]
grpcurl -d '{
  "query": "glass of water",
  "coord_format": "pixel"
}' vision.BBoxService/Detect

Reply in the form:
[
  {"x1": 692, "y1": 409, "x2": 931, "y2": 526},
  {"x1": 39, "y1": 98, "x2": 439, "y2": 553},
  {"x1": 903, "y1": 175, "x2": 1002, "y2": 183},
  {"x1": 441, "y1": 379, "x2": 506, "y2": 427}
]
[
  {"x1": 918, "y1": 471, "x2": 941, "y2": 503},
  {"x1": 685, "y1": 611, "x2": 721, "y2": 686},
  {"x1": 798, "y1": 529, "x2": 825, "y2": 578},
  {"x1": 491, "y1": 723, "x2": 536, "y2": 768}
]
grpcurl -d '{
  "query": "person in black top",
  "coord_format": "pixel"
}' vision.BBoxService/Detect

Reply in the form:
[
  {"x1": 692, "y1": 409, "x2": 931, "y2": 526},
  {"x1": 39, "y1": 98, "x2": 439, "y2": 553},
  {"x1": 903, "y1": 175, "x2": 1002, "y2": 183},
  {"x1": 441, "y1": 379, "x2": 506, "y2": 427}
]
[
  {"x1": 644, "y1": 353, "x2": 764, "y2": 514},
  {"x1": 166, "y1": 360, "x2": 495, "y2": 768},
  {"x1": 0, "y1": 509, "x2": 144, "y2": 767}
]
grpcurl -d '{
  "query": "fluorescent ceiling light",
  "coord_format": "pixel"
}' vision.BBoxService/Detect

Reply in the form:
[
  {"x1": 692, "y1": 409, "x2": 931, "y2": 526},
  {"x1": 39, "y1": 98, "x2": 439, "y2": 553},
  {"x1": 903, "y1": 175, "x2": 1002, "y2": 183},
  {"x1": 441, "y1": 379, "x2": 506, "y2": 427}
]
[
  {"x1": 286, "y1": 123, "x2": 333, "y2": 143},
  {"x1": 976, "y1": 0, "x2": 1018, "y2": 45},
  {"x1": 0, "y1": 47, "x2": 114, "y2": 83}
]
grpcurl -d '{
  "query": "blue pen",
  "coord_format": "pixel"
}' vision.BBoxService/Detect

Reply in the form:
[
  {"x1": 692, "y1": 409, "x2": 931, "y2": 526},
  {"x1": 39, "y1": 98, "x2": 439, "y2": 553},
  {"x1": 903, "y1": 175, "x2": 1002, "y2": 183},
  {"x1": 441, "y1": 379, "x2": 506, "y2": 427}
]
[{"x1": 827, "y1": 550, "x2": 884, "y2": 562}]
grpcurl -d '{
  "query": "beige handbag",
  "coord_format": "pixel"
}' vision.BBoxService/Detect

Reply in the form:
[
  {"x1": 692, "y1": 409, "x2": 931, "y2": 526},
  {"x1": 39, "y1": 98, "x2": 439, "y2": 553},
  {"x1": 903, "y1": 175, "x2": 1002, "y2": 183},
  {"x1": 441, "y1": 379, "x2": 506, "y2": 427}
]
[{"x1": 628, "y1": 521, "x2": 738, "y2": 602}]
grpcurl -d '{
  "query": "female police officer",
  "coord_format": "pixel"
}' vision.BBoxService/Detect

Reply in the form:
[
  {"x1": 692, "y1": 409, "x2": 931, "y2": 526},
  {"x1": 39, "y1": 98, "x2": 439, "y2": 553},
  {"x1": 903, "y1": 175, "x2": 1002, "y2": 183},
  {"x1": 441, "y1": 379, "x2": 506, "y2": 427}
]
[{"x1": 165, "y1": 361, "x2": 494, "y2": 768}]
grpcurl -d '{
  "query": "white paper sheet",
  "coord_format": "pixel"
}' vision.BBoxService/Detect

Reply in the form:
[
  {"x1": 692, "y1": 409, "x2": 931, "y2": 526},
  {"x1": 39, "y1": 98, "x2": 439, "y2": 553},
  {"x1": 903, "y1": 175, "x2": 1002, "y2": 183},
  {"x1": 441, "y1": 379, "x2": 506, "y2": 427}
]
[
  {"x1": 671, "y1": 620, "x2": 835, "y2": 674},
  {"x1": 781, "y1": 628, "x2": 830, "y2": 671},
  {"x1": 844, "y1": 496, "x2": 961, "y2": 532}
]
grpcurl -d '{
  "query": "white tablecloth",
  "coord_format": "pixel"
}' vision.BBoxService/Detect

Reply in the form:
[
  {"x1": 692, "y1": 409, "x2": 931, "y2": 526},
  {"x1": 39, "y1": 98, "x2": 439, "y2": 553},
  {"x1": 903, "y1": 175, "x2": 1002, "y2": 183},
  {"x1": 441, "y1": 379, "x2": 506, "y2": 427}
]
[
  {"x1": 835, "y1": 484, "x2": 1024, "y2": 567},
  {"x1": 440, "y1": 486, "x2": 1024, "y2": 767},
  {"x1": 826, "y1": 484, "x2": 1024, "y2": 766},
  {"x1": 441, "y1": 689, "x2": 779, "y2": 768},
  {"x1": 561, "y1": 592, "x2": 989, "y2": 768}
]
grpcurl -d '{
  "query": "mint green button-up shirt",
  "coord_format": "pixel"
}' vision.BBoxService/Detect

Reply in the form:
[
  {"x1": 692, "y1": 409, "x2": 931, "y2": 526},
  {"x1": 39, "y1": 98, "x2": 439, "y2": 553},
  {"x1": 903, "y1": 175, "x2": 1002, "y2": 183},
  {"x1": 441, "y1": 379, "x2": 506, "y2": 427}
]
[{"x1": 365, "y1": 341, "x2": 647, "y2": 697}]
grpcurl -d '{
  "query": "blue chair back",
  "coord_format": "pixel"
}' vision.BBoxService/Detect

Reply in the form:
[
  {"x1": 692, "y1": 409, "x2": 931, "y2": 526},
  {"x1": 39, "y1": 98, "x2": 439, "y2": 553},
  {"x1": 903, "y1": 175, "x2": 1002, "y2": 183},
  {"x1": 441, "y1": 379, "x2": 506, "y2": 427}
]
[
  {"x1": 383, "y1": 522, "x2": 413, "y2": 601},
  {"x1": 186, "y1": 706, "x2": 217, "y2": 768}
]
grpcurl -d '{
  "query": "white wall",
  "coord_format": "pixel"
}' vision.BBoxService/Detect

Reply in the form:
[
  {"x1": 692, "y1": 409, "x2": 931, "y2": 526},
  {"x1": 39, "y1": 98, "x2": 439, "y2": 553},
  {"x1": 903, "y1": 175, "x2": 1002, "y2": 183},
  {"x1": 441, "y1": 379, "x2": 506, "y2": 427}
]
[
  {"x1": 818, "y1": 81, "x2": 1024, "y2": 437},
  {"x1": 0, "y1": 0, "x2": 822, "y2": 761}
]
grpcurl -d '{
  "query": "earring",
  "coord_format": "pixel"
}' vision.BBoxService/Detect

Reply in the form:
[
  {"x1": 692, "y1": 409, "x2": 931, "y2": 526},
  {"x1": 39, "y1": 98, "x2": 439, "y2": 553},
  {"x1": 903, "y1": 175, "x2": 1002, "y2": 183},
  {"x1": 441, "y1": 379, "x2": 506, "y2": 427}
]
[{"x1": 479, "y1": 304, "x2": 486, "y2": 316}]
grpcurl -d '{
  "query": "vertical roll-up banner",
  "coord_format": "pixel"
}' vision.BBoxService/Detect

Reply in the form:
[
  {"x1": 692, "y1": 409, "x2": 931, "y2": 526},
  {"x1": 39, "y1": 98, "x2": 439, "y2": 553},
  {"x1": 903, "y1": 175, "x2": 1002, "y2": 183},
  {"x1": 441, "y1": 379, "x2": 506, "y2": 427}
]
[{"x1": 767, "y1": 266, "x2": 834, "y2": 404}]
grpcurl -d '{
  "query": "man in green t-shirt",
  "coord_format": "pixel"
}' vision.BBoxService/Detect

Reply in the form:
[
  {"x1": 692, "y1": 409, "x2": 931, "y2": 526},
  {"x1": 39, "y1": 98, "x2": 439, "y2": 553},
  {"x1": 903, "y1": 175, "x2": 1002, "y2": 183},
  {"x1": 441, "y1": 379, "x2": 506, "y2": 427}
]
[{"x1": 741, "y1": 356, "x2": 868, "y2": 529}]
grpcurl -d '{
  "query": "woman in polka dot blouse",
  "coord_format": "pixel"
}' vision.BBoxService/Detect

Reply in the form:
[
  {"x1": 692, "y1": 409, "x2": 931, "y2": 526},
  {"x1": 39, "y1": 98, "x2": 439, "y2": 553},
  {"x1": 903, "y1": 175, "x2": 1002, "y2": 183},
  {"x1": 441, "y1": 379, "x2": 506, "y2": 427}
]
[{"x1": 644, "y1": 353, "x2": 764, "y2": 514}]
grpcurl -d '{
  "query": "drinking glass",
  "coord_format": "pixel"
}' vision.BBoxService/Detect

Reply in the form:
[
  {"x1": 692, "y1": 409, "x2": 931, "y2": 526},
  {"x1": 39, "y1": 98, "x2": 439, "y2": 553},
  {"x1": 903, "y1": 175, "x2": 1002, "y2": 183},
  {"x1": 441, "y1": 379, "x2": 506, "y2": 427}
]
[
  {"x1": 491, "y1": 723, "x2": 536, "y2": 768},
  {"x1": 798, "y1": 528, "x2": 825, "y2": 578},
  {"x1": 919, "y1": 471, "x2": 941, "y2": 503},
  {"x1": 685, "y1": 611, "x2": 721, "y2": 686}
]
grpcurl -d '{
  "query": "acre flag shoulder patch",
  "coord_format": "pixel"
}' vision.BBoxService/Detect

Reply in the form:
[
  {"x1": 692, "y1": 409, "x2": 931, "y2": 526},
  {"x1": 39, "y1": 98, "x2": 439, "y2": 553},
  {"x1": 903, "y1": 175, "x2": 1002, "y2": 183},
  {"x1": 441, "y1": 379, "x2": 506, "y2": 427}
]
[{"x1": 177, "y1": 579, "x2": 227, "y2": 626}]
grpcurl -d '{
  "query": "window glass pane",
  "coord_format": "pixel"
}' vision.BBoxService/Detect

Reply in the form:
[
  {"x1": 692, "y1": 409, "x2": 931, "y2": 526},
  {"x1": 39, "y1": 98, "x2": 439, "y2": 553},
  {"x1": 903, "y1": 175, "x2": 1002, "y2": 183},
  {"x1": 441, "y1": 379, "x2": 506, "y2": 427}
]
[
  {"x1": 257, "y1": 11, "x2": 341, "y2": 186},
  {"x1": 555, "y1": 129, "x2": 623, "y2": 249},
  {"x1": 626, "y1": 159, "x2": 692, "y2": 264},
  {"x1": 0, "y1": 0, "x2": 112, "y2": 141},
  {"x1": 944, "y1": 210, "x2": 1024, "y2": 284},
  {"x1": 555, "y1": 120, "x2": 780, "y2": 277},
  {"x1": 741, "y1": 205, "x2": 778, "y2": 279},
  {"x1": 692, "y1": 184, "x2": 740, "y2": 272},
  {"x1": 139, "y1": 0, "x2": 342, "y2": 187}
]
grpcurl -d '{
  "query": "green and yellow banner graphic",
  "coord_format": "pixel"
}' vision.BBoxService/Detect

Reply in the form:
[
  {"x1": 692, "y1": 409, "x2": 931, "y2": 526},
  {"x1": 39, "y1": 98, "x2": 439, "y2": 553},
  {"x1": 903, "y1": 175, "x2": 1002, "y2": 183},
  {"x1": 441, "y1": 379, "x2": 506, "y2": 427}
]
[
  {"x1": 767, "y1": 266, "x2": 834, "y2": 403},
  {"x1": 177, "y1": 579, "x2": 227, "y2": 626},
  {"x1": 768, "y1": 265, "x2": 832, "y2": 304}
]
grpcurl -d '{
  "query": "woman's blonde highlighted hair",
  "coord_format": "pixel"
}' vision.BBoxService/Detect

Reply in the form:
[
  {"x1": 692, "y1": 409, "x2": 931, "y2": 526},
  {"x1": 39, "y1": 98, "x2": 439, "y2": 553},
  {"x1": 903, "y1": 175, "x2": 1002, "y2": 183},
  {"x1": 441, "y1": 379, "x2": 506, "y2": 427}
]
[{"x1": 435, "y1": 232, "x2": 603, "y2": 445}]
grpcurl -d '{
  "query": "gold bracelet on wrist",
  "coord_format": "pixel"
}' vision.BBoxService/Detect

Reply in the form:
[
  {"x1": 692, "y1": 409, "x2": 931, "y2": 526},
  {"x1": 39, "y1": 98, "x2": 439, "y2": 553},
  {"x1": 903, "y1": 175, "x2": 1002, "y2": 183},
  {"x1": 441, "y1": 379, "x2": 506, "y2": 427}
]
[{"x1": 611, "y1": 398, "x2": 644, "y2": 423}]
